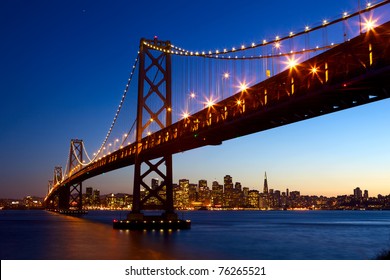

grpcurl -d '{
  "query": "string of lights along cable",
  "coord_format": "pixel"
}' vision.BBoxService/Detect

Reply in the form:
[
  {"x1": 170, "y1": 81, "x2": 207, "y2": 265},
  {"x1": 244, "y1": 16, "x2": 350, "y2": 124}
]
[{"x1": 49, "y1": 0, "x2": 389, "y2": 191}]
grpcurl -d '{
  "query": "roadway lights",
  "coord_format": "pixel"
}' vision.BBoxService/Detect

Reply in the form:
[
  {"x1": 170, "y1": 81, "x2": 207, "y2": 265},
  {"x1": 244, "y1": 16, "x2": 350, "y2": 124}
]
[
  {"x1": 286, "y1": 57, "x2": 298, "y2": 69},
  {"x1": 206, "y1": 100, "x2": 214, "y2": 108},
  {"x1": 205, "y1": 97, "x2": 215, "y2": 108},
  {"x1": 363, "y1": 18, "x2": 376, "y2": 31},
  {"x1": 239, "y1": 82, "x2": 248, "y2": 92}
]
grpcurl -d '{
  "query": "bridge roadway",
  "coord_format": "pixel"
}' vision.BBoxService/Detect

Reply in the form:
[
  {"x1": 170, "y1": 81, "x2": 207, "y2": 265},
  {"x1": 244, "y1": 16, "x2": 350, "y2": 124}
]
[{"x1": 46, "y1": 21, "x2": 390, "y2": 202}]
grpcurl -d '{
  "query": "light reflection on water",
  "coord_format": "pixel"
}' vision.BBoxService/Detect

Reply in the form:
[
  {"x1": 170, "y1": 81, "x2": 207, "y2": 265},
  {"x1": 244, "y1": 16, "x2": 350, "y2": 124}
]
[{"x1": 1, "y1": 210, "x2": 390, "y2": 260}]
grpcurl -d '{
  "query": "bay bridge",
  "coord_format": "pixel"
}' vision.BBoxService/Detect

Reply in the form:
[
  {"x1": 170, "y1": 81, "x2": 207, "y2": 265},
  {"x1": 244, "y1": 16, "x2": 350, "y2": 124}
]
[{"x1": 45, "y1": 1, "x2": 390, "y2": 228}]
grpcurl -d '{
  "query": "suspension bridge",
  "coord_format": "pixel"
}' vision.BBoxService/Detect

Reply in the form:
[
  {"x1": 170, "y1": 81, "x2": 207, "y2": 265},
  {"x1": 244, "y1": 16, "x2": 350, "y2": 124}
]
[{"x1": 44, "y1": 1, "x2": 390, "y2": 229}]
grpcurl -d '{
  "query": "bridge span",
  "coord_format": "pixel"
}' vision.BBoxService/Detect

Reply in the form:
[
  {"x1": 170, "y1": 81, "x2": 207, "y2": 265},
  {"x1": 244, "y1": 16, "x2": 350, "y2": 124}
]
[{"x1": 44, "y1": 5, "x2": 390, "y2": 228}]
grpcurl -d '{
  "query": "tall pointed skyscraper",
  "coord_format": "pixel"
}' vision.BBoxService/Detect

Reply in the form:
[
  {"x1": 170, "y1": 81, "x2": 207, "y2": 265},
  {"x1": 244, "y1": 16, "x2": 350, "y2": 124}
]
[{"x1": 263, "y1": 172, "x2": 268, "y2": 194}]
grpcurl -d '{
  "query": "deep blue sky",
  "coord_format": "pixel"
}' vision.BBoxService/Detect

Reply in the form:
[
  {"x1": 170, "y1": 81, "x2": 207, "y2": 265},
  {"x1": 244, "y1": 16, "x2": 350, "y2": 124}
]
[{"x1": 1, "y1": 0, "x2": 389, "y2": 199}]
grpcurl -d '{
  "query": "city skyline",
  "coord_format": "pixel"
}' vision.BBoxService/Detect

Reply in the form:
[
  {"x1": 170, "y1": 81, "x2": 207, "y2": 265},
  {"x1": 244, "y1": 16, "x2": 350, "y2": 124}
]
[
  {"x1": 1, "y1": 171, "x2": 380, "y2": 201},
  {"x1": 1, "y1": 0, "x2": 390, "y2": 199}
]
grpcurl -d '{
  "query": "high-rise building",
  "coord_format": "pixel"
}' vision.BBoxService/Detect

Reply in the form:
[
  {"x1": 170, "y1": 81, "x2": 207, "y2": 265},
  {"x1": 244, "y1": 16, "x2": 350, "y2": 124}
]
[
  {"x1": 198, "y1": 179, "x2": 211, "y2": 206},
  {"x1": 86, "y1": 187, "x2": 93, "y2": 196},
  {"x1": 263, "y1": 172, "x2": 268, "y2": 194},
  {"x1": 93, "y1": 189, "x2": 100, "y2": 205},
  {"x1": 212, "y1": 181, "x2": 223, "y2": 206},
  {"x1": 223, "y1": 175, "x2": 234, "y2": 207},
  {"x1": 198, "y1": 180, "x2": 207, "y2": 192},
  {"x1": 151, "y1": 178, "x2": 159, "y2": 190},
  {"x1": 364, "y1": 190, "x2": 369, "y2": 200},
  {"x1": 85, "y1": 187, "x2": 93, "y2": 206},
  {"x1": 354, "y1": 187, "x2": 363, "y2": 200},
  {"x1": 224, "y1": 175, "x2": 233, "y2": 192},
  {"x1": 234, "y1": 182, "x2": 242, "y2": 192},
  {"x1": 248, "y1": 190, "x2": 260, "y2": 208},
  {"x1": 175, "y1": 179, "x2": 190, "y2": 208}
]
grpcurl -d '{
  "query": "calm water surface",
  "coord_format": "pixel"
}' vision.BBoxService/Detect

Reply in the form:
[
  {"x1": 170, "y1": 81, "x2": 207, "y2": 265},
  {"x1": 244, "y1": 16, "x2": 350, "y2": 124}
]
[{"x1": 1, "y1": 210, "x2": 390, "y2": 260}]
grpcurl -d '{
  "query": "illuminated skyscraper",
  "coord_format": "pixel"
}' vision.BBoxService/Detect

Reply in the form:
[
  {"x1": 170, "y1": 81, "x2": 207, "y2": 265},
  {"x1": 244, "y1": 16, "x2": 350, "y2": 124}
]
[
  {"x1": 224, "y1": 175, "x2": 233, "y2": 192},
  {"x1": 263, "y1": 172, "x2": 268, "y2": 194},
  {"x1": 354, "y1": 187, "x2": 363, "y2": 200}
]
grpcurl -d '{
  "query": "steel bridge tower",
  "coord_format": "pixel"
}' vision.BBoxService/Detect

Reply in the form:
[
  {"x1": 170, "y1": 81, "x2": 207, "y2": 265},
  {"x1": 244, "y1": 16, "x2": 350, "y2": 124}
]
[
  {"x1": 129, "y1": 37, "x2": 175, "y2": 220},
  {"x1": 66, "y1": 139, "x2": 83, "y2": 210}
]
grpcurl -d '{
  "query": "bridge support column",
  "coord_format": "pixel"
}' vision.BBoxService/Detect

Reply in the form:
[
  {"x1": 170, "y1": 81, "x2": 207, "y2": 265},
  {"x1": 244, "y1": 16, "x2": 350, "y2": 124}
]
[
  {"x1": 67, "y1": 139, "x2": 83, "y2": 211},
  {"x1": 116, "y1": 37, "x2": 190, "y2": 230}
]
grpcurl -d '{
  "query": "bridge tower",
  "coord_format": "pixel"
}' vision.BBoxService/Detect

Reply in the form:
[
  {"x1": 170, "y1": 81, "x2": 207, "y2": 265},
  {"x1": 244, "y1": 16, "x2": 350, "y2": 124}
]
[
  {"x1": 130, "y1": 37, "x2": 175, "y2": 219},
  {"x1": 66, "y1": 139, "x2": 84, "y2": 210},
  {"x1": 55, "y1": 165, "x2": 69, "y2": 210}
]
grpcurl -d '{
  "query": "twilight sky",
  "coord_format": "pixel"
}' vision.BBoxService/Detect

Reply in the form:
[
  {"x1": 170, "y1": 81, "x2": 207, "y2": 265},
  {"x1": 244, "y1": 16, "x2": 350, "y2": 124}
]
[{"x1": 1, "y1": 0, "x2": 389, "y2": 199}]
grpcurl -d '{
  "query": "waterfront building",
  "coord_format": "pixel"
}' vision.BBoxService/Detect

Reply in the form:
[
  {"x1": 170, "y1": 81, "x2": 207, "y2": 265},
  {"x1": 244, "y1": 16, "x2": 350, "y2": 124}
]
[
  {"x1": 248, "y1": 190, "x2": 260, "y2": 208},
  {"x1": 212, "y1": 181, "x2": 223, "y2": 207},
  {"x1": 223, "y1": 175, "x2": 234, "y2": 207},
  {"x1": 93, "y1": 189, "x2": 100, "y2": 205},
  {"x1": 174, "y1": 179, "x2": 190, "y2": 209}
]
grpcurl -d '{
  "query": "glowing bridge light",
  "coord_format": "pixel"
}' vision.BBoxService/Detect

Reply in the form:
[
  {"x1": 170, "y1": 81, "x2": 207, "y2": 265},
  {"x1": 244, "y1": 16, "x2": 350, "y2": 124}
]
[
  {"x1": 274, "y1": 42, "x2": 281, "y2": 49},
  {"x1": 305, "y1": 26, "x2": 310, "y2": 31},
  {"x1": 310, "y1": 66, "x2": 318, "y2": 74},
  {"x1": 286, "y1": 57, "x2": 299, "y2": 69},
  {"x1": 205, "y1": 97, "x2": 215, "y2": 108},
  {"x1": 223, "y1": 72, "x2": 230, "y2": 79},
  {"x1": 363, "y1": 18, "x2": 377, "y2": 32},
  {"x1": 190, "y1": 92, "x2": 196, "y2": 98},
  {"x1": 323, "y1": 19, "x2": 328, "y2": 25},
  {"x1": 239, "y1": 81, "x2": 248, "y2": 92},
  {"x1": 182, "y1": 112, "x2": 190, "y2": 119}
]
